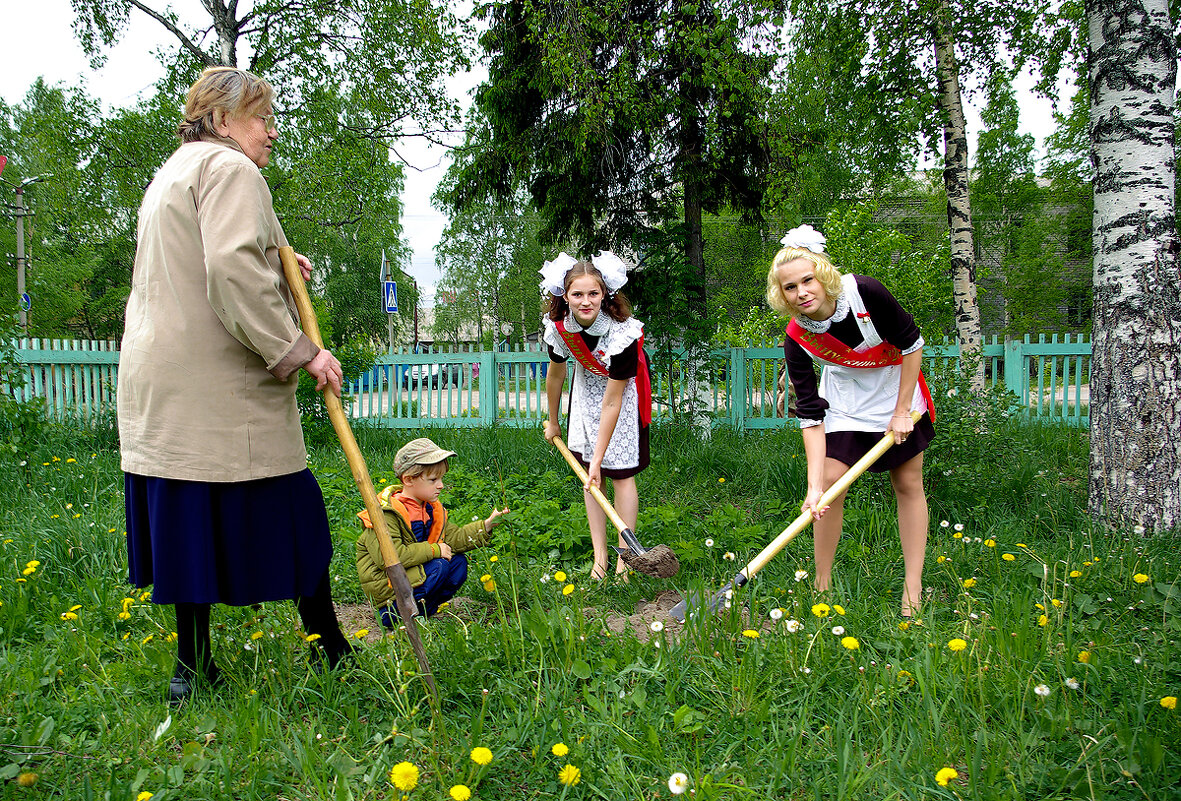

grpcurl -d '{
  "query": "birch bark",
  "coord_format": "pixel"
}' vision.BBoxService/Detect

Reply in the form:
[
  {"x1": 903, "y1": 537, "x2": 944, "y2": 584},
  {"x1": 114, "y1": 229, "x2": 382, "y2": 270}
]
[
  {"x1": 932, "y1": 0, "x2": 984, "y2": 388},
  {"x1": 1087, "y1": 0, "x2": 1181, "y2": 531}
]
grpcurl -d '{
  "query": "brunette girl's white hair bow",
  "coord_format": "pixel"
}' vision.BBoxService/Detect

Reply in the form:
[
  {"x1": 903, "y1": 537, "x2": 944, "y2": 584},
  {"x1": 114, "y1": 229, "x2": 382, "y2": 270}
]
[
  {"x1": 539, "y1": 252, "x2": 577, "y2": 297},
  {"x1": 591, "y1": 251, "x2": 628, "y2": 292},
  {"x1": 780, "y1": 224, "x2": 826, "y2": 254},
  {"x1": 538, "y1": 250, "x2": 631, "y2": 296}
]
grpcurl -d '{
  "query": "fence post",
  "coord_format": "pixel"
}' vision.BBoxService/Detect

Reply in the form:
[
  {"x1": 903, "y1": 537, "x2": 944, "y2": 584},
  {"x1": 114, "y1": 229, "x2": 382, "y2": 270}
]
[
  {"x1": 1004, "y1": 337, "x2": 1024, "y2": 400},
  {"x1": 729, "y1": 347, "x2": 745, "y2": 432},
  {"x1": 479, "y1": 350, "x2": 496, "y2": 426}
]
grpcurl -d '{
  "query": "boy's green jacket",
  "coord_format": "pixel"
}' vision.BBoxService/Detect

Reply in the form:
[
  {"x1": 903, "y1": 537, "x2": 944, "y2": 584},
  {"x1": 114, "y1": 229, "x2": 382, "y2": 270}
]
[{"x1": 356, "y1": 484, "x2": 489, "y2": 607}]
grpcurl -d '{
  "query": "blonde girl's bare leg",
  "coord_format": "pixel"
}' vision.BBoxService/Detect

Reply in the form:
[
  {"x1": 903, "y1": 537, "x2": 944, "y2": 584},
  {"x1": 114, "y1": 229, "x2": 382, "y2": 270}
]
[
  {"x1": 812, "y1": 457, "x2": 849, "y2": 592},
  {"x1": 890, "y1": 452, "x2": 928, "y2": 617}
]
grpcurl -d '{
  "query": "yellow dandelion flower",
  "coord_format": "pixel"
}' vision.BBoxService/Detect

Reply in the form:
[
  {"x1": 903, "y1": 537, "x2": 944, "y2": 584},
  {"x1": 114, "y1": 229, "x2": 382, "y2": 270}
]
[
  {"x1": 898, "y1": 670, "x2": 914, "y2": 684},
  {"x1": 1083, "y1": 561, "x2": 1093, "y2": 567},
  {"x1": 811, "y1": 603, "x2": 830, "y2": 618},
  {"x1": 17, "y1": 772, "x2": 37, "y2": 787},
  {"x1": 935, "y1": 767, "x2": 958, "y2": 786},
  {"x1": 142, "y1": 634, "x2": 154, "y2": 644},
  {"x1": 1133, "y1": 573, "x2": 1150, "y2": 584},
  {"x1": 67, "y1": 458, "x2": 77, "y2": 463},
  {"x1": 962, "y1": 578, "x2": 976, "y2": 589},
  {"x1": 1077, "y1": 651, "x2": 1091, "y2": 664},
  {"x1": 1069, "y1": 570, "x2": 1081, "y2": 578},
  {"x1": 251, "y1": 631, "x2": 265, "y2": 641},
  {"x1": 22, "y1": 566, "x2": 36, "y2": 576},
  {"x1": 841, "y1": 636, "x2": 860, "y2": 650},
  {"x1": 1161, "y1": 696, "x2": 1177, "y2": 710},
  {"x1": 936, "y1": 555, "x2": 945, "y2": 563},
  {"x1": 558, "y1": 764, "x2": 581, "y2": 786},
  {"x1": 552, "y1": 742, "x2": 569, "y2": 757},
  {"x1": 984, "y1": 539, "x2": 996, "y2": 547},
  {"x1": 26, "y1": 561, "x2": 40, "y2": 570},
  {"x1": 60, "y1": 612, "x2": 78, "y2": 621},
  {"x1": 742, "y1": 629, "x2": 759, "y2": 639},
  {"x1": 483, "y1": 580, "x2": 496, "y2": 592},
  {"x1": 1002, "y1": 553, "x2": 1015, "y2": 561},
  {"x1": 353, "y1": 629, "x2": 369, "y2": 639},
  {"x1": 953, "y1": 531, "x2": 963, "y2": 539},
  {"x1": 898, "y1": 621, "x2": 910, "y2": 631},
  {"x1": 554, "y1": 570, "x2": 567, "y2": 583},
  {"x1": 305, "y1": 633, "x2": 322, "y2": 643},
  {"x1": 562, "y1": 584, "x2": 574, "y2": 596},
  {"x1": 1038, "y1": 615, "x2": 1048, "y2": 626},
  {"x1": 450, "y1": 785, "x2": 472, "y2": 801},
  {"x1": 833, "y1": 604, "x2": 846, "y2": 615},
  {"x1": 388, "y1": 761, "x2": 419, "y2": 790},
  {"x1": 1015, "y1": 543, "x2": 1027, "y2": 548},
  {"x1": 164, "y1": 632, "x2": 176, "y2": 642},
  {"x1": 947, "y1": 638, "x2": 968, "y2": 652},
  {"x1": 489, "y1": 555, "x2": 498, "y2": 562},
  {"x1": 1035, "y1": 603, "x2": 1045, "y2": 611},
  {"x1": 480, "y1": 573, "x2": 492, "y2": 583},
  {"x1": 470, "y1": 746, "x2": 493, "y2": 765},
  {"x1": 69, "y1": 604, "x2": 82, "y2": 612}
]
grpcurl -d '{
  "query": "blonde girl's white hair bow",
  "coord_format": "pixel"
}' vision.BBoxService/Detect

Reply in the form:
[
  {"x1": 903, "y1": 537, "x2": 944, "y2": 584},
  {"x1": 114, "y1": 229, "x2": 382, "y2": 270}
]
[
  {"x1": 591, "y1": 250, "x2": 628, "y2": 292},
  {"x1": 780, "y1": 224, "x2": 826, "y2": 254},
  {"x1": 539, "y1": 252, "x2": 577, "y2": 296}
]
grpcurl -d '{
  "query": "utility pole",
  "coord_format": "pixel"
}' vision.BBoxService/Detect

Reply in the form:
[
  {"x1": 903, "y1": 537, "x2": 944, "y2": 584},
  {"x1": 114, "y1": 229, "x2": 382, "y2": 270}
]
[{"x1": 14, "y1": 185, "x2": 29, "y2": 331}]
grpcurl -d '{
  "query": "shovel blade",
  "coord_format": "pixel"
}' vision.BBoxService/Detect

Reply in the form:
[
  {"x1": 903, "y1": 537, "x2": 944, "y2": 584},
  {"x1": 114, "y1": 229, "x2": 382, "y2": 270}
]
[{"x1": 668, "y1": 572, "x2": 748, "y2": 622}]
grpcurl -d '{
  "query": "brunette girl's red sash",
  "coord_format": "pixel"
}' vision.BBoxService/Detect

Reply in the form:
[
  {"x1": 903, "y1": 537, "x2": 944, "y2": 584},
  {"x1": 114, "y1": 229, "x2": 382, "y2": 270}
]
[
  {"x1": 556, "y1": 320, "x2": 652, "y2": 425},
  {"x1": 786, "y1": 320, "x2": 935, "y2": 421}
]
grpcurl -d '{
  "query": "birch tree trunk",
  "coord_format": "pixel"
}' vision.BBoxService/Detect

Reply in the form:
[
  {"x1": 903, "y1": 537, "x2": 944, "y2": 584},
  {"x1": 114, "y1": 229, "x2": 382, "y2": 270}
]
[
  {"x1": 1087, "y1": 0, "x2": 1181, "y2": 532},
  {"x1": 932, "y1": 0, "x2": 984, "y2": 388}
]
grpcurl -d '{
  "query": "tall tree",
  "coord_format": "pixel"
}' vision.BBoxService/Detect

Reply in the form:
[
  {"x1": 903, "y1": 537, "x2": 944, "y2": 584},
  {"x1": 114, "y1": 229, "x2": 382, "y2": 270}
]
[
  {"x1": 1086, "y1": 0, "x2": 1181, "y2": 532},
  {"x1": 67, "y1": 0, "x2": 469, "y2": 343},
  {"x1": 448, "y1": 0, "x2": 776, "y2": 332},
  {"x1": 788, "y1": 0, "x2": 1049, "y2": 383}
]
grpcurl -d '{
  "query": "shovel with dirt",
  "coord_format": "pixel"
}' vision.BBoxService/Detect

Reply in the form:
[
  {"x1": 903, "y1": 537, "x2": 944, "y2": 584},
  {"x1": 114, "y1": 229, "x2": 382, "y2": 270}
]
[
  {"x1": 668, "y1": 411, "x2": 921, "y2": 622},
  {"x1": 550, "y1": 436, "x2": 680, "y2": 578}
]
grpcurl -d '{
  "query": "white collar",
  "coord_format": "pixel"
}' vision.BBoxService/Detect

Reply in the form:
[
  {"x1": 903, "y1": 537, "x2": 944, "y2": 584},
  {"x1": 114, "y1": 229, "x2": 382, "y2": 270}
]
[
  {"x1": 794, "y1": 290, "x2": 850, "y2": 333},
  {"x1": 565, "y1": 310, "x2": 611, "y2": 336}
]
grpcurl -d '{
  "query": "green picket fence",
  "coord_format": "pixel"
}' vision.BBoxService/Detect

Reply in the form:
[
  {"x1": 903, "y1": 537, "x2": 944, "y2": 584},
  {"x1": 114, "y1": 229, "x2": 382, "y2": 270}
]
[{"x1": 6, "y1": 334, "x2": 1091, "y2": 429}]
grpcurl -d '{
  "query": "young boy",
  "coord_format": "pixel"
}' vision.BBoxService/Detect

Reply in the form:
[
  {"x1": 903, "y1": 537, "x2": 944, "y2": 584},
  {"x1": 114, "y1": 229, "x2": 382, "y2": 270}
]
[{"x1": 356, "y1": 437, "x2": 509, "y2": 627}]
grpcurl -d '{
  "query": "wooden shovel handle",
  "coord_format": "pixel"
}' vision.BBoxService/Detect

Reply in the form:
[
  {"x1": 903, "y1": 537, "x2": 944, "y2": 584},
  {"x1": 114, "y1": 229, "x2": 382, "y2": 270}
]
[
  {"x1": 550, "y1": 435, "x2": 630, "y2": 535},
  {"x1": 278, "y1": 247, "x2": 403, "y2": 575}
]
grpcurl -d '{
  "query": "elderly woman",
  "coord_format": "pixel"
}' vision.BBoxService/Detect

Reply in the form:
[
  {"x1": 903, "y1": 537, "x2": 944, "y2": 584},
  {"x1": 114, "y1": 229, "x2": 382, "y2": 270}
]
[
  {"x1": 118, "y1": 67, "x2": 351, "y2": 704},
  {"x1": 767, "y1": 225, "x2": 935, "y2": 618}
]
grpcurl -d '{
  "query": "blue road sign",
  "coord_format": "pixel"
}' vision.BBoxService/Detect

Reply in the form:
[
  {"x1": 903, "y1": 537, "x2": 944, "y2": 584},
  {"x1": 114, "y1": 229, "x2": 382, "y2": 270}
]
[
  {"x1": 20, "y1": 293, "x2": 31, "y2": 311},
  {"x1": 383, "y1": 280, "x2": 398, "y2": 313}
]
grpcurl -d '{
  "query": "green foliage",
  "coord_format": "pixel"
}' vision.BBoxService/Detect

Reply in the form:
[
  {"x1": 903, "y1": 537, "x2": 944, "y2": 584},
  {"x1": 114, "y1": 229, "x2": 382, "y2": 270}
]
[{"x1": 823, "y1": 203, "x2": 955, "y2": 338}]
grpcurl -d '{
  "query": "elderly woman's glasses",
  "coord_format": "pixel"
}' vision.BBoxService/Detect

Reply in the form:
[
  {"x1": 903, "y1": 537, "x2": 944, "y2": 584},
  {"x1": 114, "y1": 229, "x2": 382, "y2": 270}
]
[{"x1": 255, "y1": 113, "x2": 278, "y2": 130}]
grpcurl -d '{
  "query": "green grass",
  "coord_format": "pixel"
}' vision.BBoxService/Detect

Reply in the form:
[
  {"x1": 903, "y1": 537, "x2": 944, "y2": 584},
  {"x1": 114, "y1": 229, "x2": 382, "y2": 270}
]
[{"x1": 0, "y1": 413, "x2": 1178, "y2": 800}]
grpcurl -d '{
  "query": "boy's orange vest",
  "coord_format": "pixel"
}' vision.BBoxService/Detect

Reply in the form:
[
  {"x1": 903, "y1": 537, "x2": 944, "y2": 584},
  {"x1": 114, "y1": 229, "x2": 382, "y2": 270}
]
[{"x1": 357, "y1": 485, "x2": 448, "y2": 544}]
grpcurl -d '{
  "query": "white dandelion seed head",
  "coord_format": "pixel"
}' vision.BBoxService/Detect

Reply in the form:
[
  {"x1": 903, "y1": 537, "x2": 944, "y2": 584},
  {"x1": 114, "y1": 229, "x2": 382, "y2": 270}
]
[
  {"x1": 794, "y1": 570, "x2": 808, "y2": 582},
  {"x1": 1065, "y1": 678, "x2": 1080, "y2": 689},
  {"x1": 724, "y1": 600, "x2": 732, "y2": 609},
  {"x1": 831, "y1": 626, "x2": 845, "y2": 636},
  {"x1": 723, "y1": 551, "x2": 736, "y2": 561},
  {"x1": 1034, "y1": 684, "x2": 1051, "y2": 697},
  {"x1": 650, "y1": 620, "x2": 664, "y2": 633},
  {"x1": 770, "y1": 608, "x2": 784, "y2": 621},
  {"x1": 724, "y1": 589, "x2": 734, "y2": 599},
  {"x1": 704, "y1": 538, "x2": 714, "y2": 548},
  {"x1": 940, "y1": 520, "x2": 950, "y2": 528},
  {"x1": 1134, "y1": 524, "x2": 1146, "y2": 535},
  {"x1": 953, "y1": 523, "x2": 964, "y2": 532},
  {"x1": 1134, "y1": 657, "x2": 1143, "y2": 665},
  {"x1": 668, "y1": 773, "x2": 690, "y2": 795},
  {"x1": 947, "y1": 388, "x2": 958, "y2": 397},
  {"x1": 801, "y1": 667, "x2": 812, "y2": 674},
  {"x1": 786, "y1": 620, "x2": 801, "y2": 633}
]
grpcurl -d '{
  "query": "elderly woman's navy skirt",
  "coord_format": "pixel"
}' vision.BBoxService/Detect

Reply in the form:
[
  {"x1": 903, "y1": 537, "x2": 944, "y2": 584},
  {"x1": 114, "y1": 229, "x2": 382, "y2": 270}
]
[{"x1": 125, "y1": 469, "x2": 333, "y2": 606}]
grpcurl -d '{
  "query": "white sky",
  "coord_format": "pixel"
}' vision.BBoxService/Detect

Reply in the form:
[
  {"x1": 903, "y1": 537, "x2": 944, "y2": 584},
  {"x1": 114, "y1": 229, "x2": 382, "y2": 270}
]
[{"x1": 2, "y1": 0, "x2": 1068, "y2": 303}]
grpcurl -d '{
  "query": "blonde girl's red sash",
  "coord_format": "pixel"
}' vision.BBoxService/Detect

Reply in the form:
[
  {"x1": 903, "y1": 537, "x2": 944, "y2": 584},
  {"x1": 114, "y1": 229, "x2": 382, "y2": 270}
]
[
  {"x1": 556, "y1": 320, "x2": 652, "y2": 425},
  {"x1": 786, "y1": 319, "x2": 935, "y2": 421}
]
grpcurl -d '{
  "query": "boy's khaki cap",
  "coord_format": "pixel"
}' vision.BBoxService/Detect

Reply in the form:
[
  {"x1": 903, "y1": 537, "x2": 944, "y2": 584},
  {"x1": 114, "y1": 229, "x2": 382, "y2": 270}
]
[{"x1": 393, "y1": 438, "x2": 457, "y2": 475}]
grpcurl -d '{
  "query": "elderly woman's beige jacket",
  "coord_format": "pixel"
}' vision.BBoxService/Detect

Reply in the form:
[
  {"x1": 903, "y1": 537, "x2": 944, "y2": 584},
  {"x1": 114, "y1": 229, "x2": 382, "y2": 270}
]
[{"x1": 118, "y1": 138, "x2": 319, "y2": 482}]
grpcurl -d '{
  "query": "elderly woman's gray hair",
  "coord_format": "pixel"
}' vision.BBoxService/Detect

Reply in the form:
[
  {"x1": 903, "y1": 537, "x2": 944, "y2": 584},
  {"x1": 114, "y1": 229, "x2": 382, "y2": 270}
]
[{"x1": 179, "y1": 67, "x2": 274, "y2": 143}]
